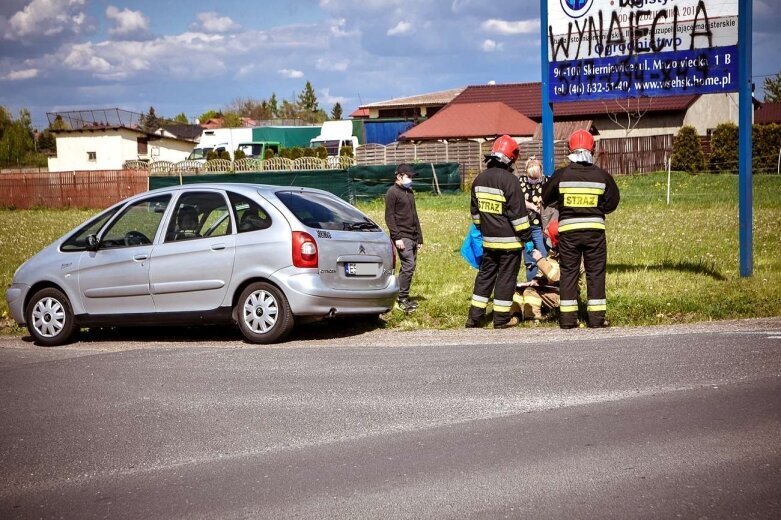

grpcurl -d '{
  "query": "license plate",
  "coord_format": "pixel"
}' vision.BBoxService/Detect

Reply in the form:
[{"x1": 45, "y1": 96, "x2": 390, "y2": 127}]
[{"x1": 345, "y1": 262, "x2": 377, "y2": 276}]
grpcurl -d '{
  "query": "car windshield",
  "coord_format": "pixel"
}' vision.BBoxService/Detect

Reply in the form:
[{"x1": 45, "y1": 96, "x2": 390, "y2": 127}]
[{"x1": 275, "y1": 190, "x2": 380, "y2": 232}]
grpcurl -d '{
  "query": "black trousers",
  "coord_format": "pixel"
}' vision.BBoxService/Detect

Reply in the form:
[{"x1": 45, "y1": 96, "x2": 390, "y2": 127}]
[
  {"x1": 558, "y1": 230, "x2": 607, "y2": 328},
  {"x1": 396, "y1": 238, "x2": 418, "y2": 299},
  {"x1": 468, "y1": 248, "x2": 523, "y2": 326}
]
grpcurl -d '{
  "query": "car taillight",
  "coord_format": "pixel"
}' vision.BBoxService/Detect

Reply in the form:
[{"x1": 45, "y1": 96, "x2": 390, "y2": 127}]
[{"x1": 292, "y1": 231, "x2": 318, "y2": 268}]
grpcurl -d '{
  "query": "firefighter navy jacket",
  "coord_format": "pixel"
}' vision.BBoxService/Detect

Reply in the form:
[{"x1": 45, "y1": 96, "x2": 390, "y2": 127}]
[
  {"x1": 541, "y1": 162, "x2": 620, "y2": 233},
  {"x1": 470, "y1": 166, "x2": 532, "y2": 250}
]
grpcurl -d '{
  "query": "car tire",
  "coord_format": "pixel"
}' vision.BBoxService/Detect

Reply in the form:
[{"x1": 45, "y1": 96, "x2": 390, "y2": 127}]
[
  {"x1": 236, "y1": 282, "x2": 294, "y2": 344},
  {"x1": 25, "y1": 287, "x2": 78, "y2": 347}
]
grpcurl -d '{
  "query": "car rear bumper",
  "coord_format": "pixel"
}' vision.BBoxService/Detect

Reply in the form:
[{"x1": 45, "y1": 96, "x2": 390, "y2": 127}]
[
  {"x1": 280, "y1": 272, "x2": 399, "y2": 316},
  {"x1": 5, "y1": 283, "x2": 29, "y2": 326}
]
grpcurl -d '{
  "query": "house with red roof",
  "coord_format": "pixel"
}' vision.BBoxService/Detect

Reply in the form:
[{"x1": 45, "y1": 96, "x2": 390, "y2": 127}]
[
  {"x1": 754, "y1": 102, "x2": 781, "y2": 125},
  {"x1": 398, "y1": 82, "x2": 743, "y2": 142}
]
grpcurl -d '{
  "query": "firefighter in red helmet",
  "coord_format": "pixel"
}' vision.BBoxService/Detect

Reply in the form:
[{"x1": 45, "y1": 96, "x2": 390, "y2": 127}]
[
  {"x1": 466, "y1": 135, "x2": 534, "y2": 329},
  {"x1": 541, "y1": 129, "x2": 620, "y2": 328}
]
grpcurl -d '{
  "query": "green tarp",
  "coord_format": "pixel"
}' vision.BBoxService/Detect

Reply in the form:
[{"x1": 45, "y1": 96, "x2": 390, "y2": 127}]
[
  {"x1": 148, "y1": 163, "x2": 462, "y2": 203},
  {"x1": 250, "y1": 127, "x2": 321, "y2": 148}
]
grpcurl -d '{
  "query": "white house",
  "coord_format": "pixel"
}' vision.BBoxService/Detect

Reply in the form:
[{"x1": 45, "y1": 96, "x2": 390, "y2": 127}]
[{"x1": 48, "y1": 126, "x2": 195, "y2": 172}]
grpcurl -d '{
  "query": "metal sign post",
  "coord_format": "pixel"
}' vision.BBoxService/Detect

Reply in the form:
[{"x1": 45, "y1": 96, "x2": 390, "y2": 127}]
[{"x1": 738, "y1": 0, "x2": 752, "y2": 277}]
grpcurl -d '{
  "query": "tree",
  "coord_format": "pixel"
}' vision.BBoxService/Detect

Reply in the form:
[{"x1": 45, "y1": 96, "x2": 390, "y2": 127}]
[
  {"x1": 330, "y1": 102, "x2": 343, "y2": 120},
  {"x1": 708, "y1": 122, "x2": 738, "y2": 172},
  {"x1": 763, "y1": 72, "x2": 781, "y2": 102},
  {"x1": 198, "y1": 109, "x2": 221, "y2": 124},
  {"x1": 37, "y1": 130, "x2": 56, "y2": 153},
  {"x1": 268, "y1": 93, "x2": 278, "y2": 118},
  {"x1": 671, "y1": 125, "x2": 704, "y2": 173},
  {"x1": 222, "y1": 112, "x2": 243, "y2": 128},
  {"x1": 0, "y1": 110, "x2": 36, "y2": 167},
  {"x1": 173, "y1": 112, "x2": 189, "y2": 124},
  {"x1": 139, "y1": 106, "x2": 161, "y2": 133},
  {"x1": 50, "y1": 114, "x2": 69, "y2": 131},
  {"x1": 298, "y1": 81, "x2": 319, "y2": 112},
  {"x1": 602, "y1": 96, "x2": 649, "y2": 137}
]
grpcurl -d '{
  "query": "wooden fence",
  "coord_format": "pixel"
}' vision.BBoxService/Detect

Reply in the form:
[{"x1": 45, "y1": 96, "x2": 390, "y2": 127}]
[
  {"x1": 595, "y1": 134, "x2": 673, "y2": 175},
  {"x1": 0, "y1": 170, "x2": 148, "y2": 209}
]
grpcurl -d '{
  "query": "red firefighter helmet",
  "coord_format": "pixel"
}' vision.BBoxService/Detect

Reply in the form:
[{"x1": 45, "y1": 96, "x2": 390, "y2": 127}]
[
  {"x1": 568, "y1": 129, "x2": 595, "y2": 152},
  {"x1": 487, "y1": 135, "x2": 519, "y2": 165}
]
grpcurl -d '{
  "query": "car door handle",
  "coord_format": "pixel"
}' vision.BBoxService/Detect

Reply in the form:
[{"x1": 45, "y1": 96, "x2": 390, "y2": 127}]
[
  {"x1": 133, "y1": 254, "x2": 148, "y2": 261},
  {"x1": 211, "y1": 244, "x2": 226, "y2": 251}
]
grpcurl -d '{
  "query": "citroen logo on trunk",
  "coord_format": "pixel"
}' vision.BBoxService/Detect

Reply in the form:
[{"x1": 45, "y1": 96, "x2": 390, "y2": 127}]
[{"x1": 359, "y1": 245, "x2": 366, "y2": 254}]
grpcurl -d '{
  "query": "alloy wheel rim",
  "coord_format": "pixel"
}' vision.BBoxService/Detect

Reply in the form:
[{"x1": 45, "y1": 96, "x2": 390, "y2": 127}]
[
  {"x1": 243, "y1": 290, "x2": 278, "y2": 334},
  {"x1": 32, "y1": 297, "x2": 66, "y2": 338}
]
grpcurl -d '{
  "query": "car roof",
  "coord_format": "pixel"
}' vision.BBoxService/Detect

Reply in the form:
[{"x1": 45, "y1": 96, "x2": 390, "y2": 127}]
[{"x1": 144, "y1": 183, "x2": 334, "y2": 199}]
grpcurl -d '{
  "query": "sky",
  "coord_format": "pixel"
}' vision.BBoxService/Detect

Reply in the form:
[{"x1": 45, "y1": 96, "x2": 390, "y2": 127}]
[{"x1": 1, "y1": 0, "x2": 779, "y2": 131}]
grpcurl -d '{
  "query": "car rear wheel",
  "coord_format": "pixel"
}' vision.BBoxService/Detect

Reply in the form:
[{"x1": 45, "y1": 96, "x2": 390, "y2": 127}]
[
  {"x1": 25, "y1": 288, "x2": 78, "y2": 346},
  {"x1": 237, "y1": 282, "x2": 294, "y2": 344}
]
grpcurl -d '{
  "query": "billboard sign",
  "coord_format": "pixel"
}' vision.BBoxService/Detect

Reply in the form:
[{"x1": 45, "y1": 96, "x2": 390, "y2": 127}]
[{"x1": 547, "y1": 0, "x2": 739, "y2": 102}]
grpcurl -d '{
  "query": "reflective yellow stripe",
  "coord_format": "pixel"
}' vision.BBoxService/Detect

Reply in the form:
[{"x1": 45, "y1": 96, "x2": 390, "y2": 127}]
[
  {"x1": 560, "y1": 305, "x2": 578, "y2": 312},
  {"x1": 587, "y1": 304, "x2": 607, "y2": 311},
  {"x1": 559, "y1": 222, "x2": 605, "y2": 232},
  {"x1": 494, "y1": 305, "x2": 511, "y2": 312},
  {"x1": 560, "y1": 187, "x2": 605, "y2": 195},
  {"x1": 513, "y1": 222, "x2": 530, "y2": 232},
  {"x1": 475, "y1": 192, "x2": 506, "y2": 203},
  {"x1": 483, "y1": 241, "x2": 524, "y2": 250},
  {"x1": 471, "y1": 299, "x2": 488, "y2": 309}
]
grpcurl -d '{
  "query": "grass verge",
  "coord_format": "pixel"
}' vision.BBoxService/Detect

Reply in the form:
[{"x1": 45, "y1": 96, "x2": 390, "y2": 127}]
[{"x1": 1, "y1": 172, "x2": 779, "y2": 335}]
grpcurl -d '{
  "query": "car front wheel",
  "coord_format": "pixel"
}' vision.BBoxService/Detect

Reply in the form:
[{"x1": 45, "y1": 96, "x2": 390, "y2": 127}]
[
  {"x1": 236, "y1": 282, "x2": 294, "y2": 344},
  {"x1": 25, "y1": 288, "x2": 78, "y2": 346}
]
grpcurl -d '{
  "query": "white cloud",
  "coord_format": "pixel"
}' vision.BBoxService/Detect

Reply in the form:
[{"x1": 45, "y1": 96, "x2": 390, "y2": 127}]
[
  {"x1": 481, "y1": 19, "x2": 539, "y2": 35},
  {"x1": 7, "y1": 0, "x2": 88, "y2": 39},
  {"x1": 482, "y1": 39, "x2": 502, "y2": 52},
  {"x1": 279, "y1": 68, "x2": 304, "y2": 79},
  {"x1": 106, "y1": 6, "x2": 149, "y2": 36},
  {"x1": 318, "y1": 88, "x2": 346, "y2": 105},
  {"x1": 191, "y1": 12, "x2": 241, "y2": 34},
  {"x1": 3, "y1": 68, "x2": 38, "y2": 80},
  {"x1": 316, "y1": 57, "x2": 349, "y2": 72},
  {"x1": 387, "y1": 21, "x2": 411, "y2": 36}
]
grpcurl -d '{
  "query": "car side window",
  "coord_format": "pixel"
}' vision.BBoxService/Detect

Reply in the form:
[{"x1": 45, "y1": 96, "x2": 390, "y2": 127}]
[
  {"x1": 165, "y1": 191, "x2": 231, "y2": 242},
  {"x1": 100, "y1": 195, "x2": 171, "y2": 249},
  {"x1": 61, "y1": 208, "x2": 120, "y2": 252},
  {"x1": 228, "y1": 192, "x2": 272, "y2": 233}
]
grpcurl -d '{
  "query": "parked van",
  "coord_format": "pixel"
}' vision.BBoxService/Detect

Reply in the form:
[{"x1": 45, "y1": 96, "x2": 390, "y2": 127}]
[{"x1": 310, "y1": 120, "x2": 359, "y2": 157}]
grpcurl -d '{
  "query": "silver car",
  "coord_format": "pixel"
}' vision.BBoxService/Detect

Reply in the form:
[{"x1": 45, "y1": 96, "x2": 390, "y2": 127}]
[{"x1": 5, "y1": 183, "x2": 398, "y2": 345}]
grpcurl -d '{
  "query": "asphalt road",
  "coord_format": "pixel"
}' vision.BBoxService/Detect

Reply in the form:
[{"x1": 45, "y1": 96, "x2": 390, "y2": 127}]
[{"x1": 1, "y1": 318, "x2": 780, "y2": 519}]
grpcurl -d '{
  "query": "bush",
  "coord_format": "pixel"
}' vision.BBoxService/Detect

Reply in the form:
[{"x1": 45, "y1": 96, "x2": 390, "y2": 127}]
[
  {"x1": 233, "y1": 148, "x2": 246, "y2": 161},
  {"x1": 671, "y1": 125, "x2": 704, "y2": 173},
  {"x1": 754, "y1": 123, "x2": 781, "y2": 174},
  {"x1": 340, "y1": 145, "x2": 354, "y2": 158},
  {"x1": 263, "y1": 148, "x2": 275, "y2": 160},
  {"x1": 206, "y1": 149, "x2": 230, "y2": 161},
  {"x1": 313, "y1": 146, "x2": 328, "y2": 160},
  {"x1": 708, "y1": 122, "x2": 738, "y2": 172}
]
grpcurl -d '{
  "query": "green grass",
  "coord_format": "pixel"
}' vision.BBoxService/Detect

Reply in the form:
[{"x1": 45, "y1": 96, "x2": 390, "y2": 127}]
[{"x1": 1, "y1": 172, "x2": 780, "y2": 334}]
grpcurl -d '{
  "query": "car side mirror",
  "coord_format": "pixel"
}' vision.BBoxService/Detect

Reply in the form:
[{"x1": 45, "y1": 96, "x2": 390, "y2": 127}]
[{"x1": 86, "y1": 234, "x2": 100, "y2": 251}]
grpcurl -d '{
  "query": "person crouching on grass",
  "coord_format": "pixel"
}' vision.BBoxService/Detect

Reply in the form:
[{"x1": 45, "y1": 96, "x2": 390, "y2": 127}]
[{"x1": 385, "y1": 163, "x2": 423, "y2": 314}]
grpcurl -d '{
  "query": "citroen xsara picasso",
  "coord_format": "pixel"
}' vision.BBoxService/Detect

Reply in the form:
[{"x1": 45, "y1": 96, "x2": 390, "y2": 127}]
[{"x1": 5, "y1": 183, "x2": 398, "y2": 345}]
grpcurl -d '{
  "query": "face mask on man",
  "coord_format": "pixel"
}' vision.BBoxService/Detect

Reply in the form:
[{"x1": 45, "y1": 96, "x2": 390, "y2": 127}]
[{"x1": 401, "y1": 177, "x2": 413, "y2": 188}]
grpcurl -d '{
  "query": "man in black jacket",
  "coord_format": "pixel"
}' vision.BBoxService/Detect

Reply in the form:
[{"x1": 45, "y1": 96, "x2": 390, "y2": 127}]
[
  {"x1": 385, "y1": 163, "x2": 423, "y2": 313},
  {"x1": 542, "y1": 130, "x2": 620, "y2": 328},
  {"x1": 467, "y1": 135, "x2": 534, "y2": 329}
]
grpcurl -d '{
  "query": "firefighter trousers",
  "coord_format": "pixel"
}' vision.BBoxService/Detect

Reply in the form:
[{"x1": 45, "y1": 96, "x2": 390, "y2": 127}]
[
  {"x1": 558, "y1": 229, "x2": 607, "y2": 328},
  {"x1": 468, "y1": 248, "x2": 523, "y2": 327}
]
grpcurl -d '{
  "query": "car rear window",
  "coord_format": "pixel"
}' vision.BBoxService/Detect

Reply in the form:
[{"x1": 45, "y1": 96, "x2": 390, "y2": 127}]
[{"x1": 275, "y1": 190, "x2": 380, "y2": 232}]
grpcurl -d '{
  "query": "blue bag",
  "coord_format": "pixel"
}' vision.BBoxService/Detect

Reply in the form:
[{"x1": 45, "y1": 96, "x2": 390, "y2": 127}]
[{"x1": 460, "y1": 224, "x2": 483, "y2": 269}]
